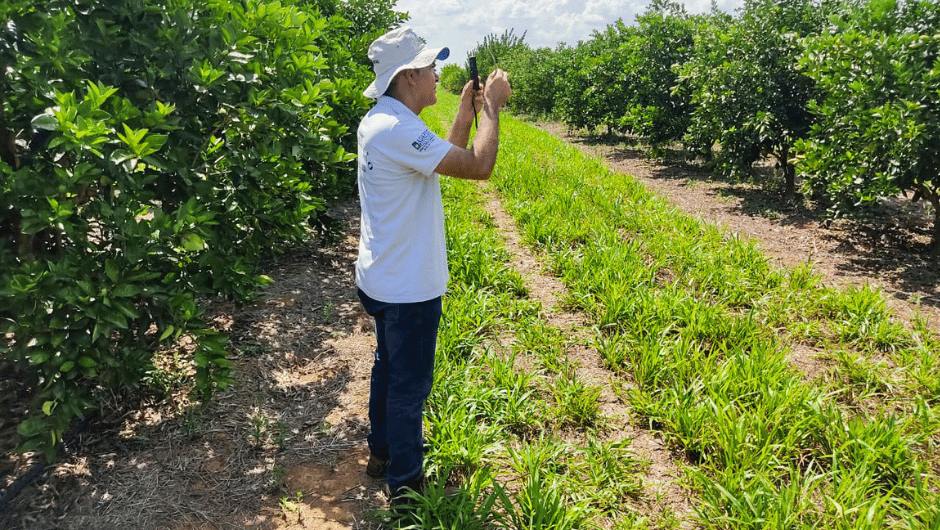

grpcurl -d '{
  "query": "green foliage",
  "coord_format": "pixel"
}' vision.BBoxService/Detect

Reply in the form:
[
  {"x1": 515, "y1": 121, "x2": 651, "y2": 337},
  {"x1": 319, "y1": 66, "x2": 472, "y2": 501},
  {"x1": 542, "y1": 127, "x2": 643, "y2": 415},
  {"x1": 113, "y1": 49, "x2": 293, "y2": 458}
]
[
  {"x1": 501, "y1": 47, "x2": 560, "y2": 118},
  {"x1": 439, "y1": 64, "x2": 468, "y2": 94},
  {"x1": 390, "y1": 467, "x2": 506, "y2": 529},
  {"x1": 491, "y1": 3, "x2": 699, "y2": 140},
  {"x1": 540, "y1": 23, "x2": 639, "y2": 134},
  {"x1": 570, "y1": 22, "x2": 638, "y2": 133},
  {"x1": 550, "y1": 371, "x2": 602, "y2": 428},
  {"x1": 543, "y1": 46, "x2": 587, "y2": 129},
  {"x1": 679, "y1": 0, "x2": 834, "y2": 193},
  {"x1": 619, "y1": 1, "x2": 700, "y2": 146},
  {"x1": 796, "y1": 0, "x2": 940, "y2": 251},
  {"x1": 466, "y1": 28, "x2": 528, "y2": 81},
  {"x1": 492, "y1": 3, "x2": 699, "y2": 141},
  {"x1": 0, "y1": 0, "x2": 403, "y2": 458}
]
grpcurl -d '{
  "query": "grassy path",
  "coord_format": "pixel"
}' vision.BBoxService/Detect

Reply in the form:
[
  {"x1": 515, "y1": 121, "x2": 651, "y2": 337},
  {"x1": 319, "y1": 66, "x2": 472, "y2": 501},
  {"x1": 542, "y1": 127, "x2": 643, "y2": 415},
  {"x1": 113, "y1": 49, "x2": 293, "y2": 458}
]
[
  {"x1": 480, "y1": 188, "x2": 694, "y2": 526},
  {"x1": 413, "y1": 91, "x2": 940, "y2": 529}
]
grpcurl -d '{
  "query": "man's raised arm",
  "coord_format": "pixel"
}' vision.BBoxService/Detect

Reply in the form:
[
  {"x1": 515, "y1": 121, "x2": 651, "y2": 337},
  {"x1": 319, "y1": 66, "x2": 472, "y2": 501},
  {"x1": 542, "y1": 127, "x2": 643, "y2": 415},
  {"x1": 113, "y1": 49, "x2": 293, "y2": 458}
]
[
  {"x1": 436, "y1": 69, "x2": 511, "y2": 181},
  {"x1": 446, "y1": 81, "x2": 480, "y2": 149}
]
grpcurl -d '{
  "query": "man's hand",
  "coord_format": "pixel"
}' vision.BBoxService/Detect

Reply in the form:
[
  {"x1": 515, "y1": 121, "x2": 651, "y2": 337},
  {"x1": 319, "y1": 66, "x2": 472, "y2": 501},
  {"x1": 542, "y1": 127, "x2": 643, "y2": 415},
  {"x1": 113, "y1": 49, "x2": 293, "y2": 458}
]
[
  {"x1": 483, "y1": 69, "x2": 511, "y2": 110},
  {"x1": 436, "y1": 69, "x2": 510, "y2": 181},
  {"x1": 457, "y1": 80, "x2": 484, "y2": 121}
]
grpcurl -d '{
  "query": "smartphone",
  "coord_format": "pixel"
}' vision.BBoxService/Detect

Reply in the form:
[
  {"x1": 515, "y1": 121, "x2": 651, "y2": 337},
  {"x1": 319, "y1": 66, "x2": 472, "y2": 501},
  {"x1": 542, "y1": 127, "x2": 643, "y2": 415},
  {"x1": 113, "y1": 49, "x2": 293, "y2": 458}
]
[{"x1": 468, "y1": 56, "x2": 479, "y2": 91}]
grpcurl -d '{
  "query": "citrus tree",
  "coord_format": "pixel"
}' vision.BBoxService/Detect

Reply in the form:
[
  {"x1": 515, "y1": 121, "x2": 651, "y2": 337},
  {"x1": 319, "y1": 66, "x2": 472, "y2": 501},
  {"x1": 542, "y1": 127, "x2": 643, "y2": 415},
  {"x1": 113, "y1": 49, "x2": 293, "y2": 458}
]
[
  {"x1": 440, "y1": 64, "x2": 468, "y2": 94},
  {"x1": 619, "y1": 0, "x2": 700, "y2": 147},
  {"x1": 679, "y1": 0, "x2": 834, "y2": 194},
  {"x1": 550, "y1": 45, "x2": 595, "y2": 131},
  {"x1": 797, "y1": 0, "x2": 940, "y2": 253},
  {"x1": 501, "y1": 46, "x2": 561, "y2": 118},
  {"x1": 585, "y1": 21, "x2": 638, "y2": 134},
  {"x1": 550, "y1": 25, "x2": 636, "y2": 134},
  {"x1": 0, "y1": 0, "x2": 401, "y2": 458}
]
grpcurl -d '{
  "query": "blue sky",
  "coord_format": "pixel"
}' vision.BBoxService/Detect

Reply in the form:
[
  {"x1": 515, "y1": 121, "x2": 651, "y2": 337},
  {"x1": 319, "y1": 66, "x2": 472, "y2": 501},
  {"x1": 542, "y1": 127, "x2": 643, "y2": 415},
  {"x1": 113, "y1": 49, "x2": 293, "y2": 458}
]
[{"x1": 394, "y1": 0, "x2": 744, "y2": 66}]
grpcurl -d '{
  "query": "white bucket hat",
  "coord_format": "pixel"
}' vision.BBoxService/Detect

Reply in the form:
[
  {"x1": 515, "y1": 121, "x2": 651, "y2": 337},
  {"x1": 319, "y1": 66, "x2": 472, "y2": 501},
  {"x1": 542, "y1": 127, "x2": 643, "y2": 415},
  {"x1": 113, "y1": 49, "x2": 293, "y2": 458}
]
[{"x1": 364, "y1": 26, "x2": 450, "y2": 99}]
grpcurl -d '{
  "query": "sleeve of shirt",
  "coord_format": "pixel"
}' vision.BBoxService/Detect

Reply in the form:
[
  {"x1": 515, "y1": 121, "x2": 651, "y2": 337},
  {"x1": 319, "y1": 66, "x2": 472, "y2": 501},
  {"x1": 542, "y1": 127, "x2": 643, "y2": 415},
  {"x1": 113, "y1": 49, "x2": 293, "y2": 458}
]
[{"x1": 379, "y1": 118, "x2": 453, "y2": 177}]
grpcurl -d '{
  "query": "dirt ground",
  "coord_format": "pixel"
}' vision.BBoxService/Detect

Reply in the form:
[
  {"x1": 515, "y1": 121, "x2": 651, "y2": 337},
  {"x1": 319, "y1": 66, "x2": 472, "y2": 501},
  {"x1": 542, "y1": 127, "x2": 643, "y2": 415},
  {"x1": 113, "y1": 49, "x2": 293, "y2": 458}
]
[
  {"x1": 536, "y1": 122, "x2": 940, "y2": 329},
  {"x1": 1, "y1": 201, "x2": 386, "y2": 529}
]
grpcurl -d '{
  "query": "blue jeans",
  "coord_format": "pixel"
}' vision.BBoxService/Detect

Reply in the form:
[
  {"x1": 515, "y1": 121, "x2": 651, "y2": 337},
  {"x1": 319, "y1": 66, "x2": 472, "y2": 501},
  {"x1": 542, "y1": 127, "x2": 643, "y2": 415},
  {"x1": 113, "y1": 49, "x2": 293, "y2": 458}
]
[{"x1": 357, "y1": 288, "x2": 442, "y2": 490}]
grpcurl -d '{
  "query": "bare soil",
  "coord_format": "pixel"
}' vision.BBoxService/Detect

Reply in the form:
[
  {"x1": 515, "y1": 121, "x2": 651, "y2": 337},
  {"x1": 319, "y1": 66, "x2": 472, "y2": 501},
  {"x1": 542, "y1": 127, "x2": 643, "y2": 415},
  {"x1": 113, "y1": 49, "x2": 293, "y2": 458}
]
[
  {"x1": 1, "y1": 201, "x2": 385, "y2": 529},
  {"x1": 536, "y1": 122, "x2": 940, "y2": 329}
]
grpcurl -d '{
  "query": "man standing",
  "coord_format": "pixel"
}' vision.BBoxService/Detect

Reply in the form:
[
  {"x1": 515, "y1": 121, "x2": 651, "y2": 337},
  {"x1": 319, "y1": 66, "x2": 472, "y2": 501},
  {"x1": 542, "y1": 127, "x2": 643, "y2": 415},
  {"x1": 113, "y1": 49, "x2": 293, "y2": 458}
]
[{"x1": 355, "y1": 26, "x2": 511, "y2": 503}]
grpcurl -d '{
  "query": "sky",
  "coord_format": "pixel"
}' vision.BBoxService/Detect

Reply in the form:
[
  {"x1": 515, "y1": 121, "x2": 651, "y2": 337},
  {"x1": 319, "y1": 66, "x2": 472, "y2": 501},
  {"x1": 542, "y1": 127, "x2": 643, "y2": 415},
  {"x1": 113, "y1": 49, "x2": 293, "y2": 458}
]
[{"x1": 393, "y1": 0, "x2": 744, "y2": 66}]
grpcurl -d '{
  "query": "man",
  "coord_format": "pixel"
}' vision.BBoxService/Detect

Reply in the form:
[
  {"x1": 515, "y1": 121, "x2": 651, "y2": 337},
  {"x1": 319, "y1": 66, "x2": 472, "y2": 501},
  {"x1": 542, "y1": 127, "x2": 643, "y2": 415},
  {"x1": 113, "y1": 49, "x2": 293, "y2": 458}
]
[{"x1": 354, "y1": 25, "x2": 511, "y2": 503}]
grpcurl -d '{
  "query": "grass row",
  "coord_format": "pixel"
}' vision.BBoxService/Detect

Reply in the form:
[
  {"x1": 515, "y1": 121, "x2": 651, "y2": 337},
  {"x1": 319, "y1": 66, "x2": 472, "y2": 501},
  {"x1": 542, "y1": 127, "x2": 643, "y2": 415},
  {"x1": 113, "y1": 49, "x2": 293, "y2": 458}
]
[
  {"x1": 533, "y1": 129, "x2": 939, "y2": 412},
  {"x1": 426, "y1": 90, "x2": 940, "y2": 528}
]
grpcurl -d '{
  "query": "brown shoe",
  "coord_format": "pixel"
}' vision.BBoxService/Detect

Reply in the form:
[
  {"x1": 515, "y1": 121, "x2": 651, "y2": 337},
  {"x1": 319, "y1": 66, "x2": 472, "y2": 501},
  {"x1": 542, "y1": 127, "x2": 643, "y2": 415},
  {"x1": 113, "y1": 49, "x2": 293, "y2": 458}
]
[
  {"x1": 389, "y1": 474, "x2": 426, "y2": 509},
  {"x1": 388, "y1": 475, "x2": 459, "y2": 509},
  {"x1": 366, "y1": 453, "x2": 388, "y2": 479}
]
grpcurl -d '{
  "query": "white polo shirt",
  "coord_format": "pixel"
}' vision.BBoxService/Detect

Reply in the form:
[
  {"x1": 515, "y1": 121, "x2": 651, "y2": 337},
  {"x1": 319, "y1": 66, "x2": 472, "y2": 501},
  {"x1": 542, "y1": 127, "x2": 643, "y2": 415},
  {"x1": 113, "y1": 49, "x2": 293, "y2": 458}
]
[{"x1": 355, "y1": 96, "x2": 453, "y2": 303}]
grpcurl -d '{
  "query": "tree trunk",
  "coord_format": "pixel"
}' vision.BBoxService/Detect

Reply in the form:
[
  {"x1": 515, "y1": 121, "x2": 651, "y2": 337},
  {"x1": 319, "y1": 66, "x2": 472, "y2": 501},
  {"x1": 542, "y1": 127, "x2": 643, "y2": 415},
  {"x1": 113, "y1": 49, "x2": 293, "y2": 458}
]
[
  {"x1": 930, "y1": 190, "x2": 940, "y2": 257},
  {"x1": 780, "y1": 144, "x2": 796, "y2": 197},
  {"x1": 784, "y1": 163, "x2": 796, "y2": 197},
  {"x1": 0, "y1": 79, "x2": 19, "y2": 169},
  {"x1": 0, "y1": 127, "x2": 18, "y2": 169},
  {"x1": 917, "y1": 181, "x2": 940, "y2": 256}
]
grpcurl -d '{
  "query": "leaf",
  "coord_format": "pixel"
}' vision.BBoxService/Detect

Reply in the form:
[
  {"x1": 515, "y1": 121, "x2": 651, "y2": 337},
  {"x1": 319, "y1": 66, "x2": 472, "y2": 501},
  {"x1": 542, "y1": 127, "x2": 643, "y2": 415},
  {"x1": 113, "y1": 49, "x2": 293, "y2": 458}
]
[
  {"x1": 228, "y1": 50, "x2": 254, "y2": 64},
  {"x1": 180, "y1": 233, "x2": 206, "y2": 252},
  {"x1": 60, "y1": 360, "x2": 76, "y2": 373},
  {"x1": 194, "y1": 351, "x2": 209, "y2": 366},
  {"x1": 29, "y1": 351, "x2": 50, "y2": 364},
  {"x1": 91, "y1": 322, "x2": 104, "y2": 342},
  {"x1": 109, "y1": 148, "x2": 137, "y2": 166},
  {"x1": 118, "y1": 124, "x2": 150, "y2": 156},
  {"x1": 159, "y1": 325, "x2": 175, "y2": 341},
  {"x1": 31, "y1": 113, "x2": 59, "y2": 131},
  {"x1": 102, "y1": 311, "x2": 128, "y2": 329},
  {"x1": 145, "y1": 134, "x2": 168, "y2": 155},
  {"x1": 17, "y1": 417, "x2": 44, "y2": 437},
  {"x1": 114, "y1": 302, "x2": 140, "y2": 320},
  {"x1": 78, "y1": 356, "x2": 97, "y2": 368},
  {"x1": 112, "y1": 284, "x2": 140, "y2": 298},
  {"x1": 206, "y1": 135, "x2": 224, "y2": 155},
  {"x1": 42, "y1": 401, "x2": 55, "y2": 416},
  {"x1": 213, "y1": 357, "x2": 233, "y2": 369},
  {"x1": 155, "y1": 100, "x2": 176, "y2": 117},
  {"x1": 105, "y1": 260, "x2": 120, "y2": 282}
]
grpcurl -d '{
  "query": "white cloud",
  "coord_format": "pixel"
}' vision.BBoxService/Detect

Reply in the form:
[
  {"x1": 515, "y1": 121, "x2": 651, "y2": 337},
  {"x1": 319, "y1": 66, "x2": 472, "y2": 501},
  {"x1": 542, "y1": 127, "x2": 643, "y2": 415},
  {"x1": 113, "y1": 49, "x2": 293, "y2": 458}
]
[{"x1": 393, "y1": 0, "x2": 744, "y2": 66}]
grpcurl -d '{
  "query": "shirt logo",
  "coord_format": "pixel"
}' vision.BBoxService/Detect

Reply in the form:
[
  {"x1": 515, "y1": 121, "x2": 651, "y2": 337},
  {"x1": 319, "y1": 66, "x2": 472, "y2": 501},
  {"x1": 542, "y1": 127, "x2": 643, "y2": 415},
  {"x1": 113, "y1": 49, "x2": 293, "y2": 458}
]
[
  {"x1": 360, "y1": 150, "x2": 374, "y2": 172},
  {"x1": 411, "y1": 129, "x2": 435, "y2": 152}
]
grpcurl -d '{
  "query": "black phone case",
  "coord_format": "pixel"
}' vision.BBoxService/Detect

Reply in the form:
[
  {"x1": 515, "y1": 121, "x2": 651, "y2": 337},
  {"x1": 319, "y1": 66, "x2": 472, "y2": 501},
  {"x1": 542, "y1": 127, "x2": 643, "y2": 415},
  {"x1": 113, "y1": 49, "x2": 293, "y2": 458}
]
[{"x1": 468, "y1": 56, "x2": 479, "y2": 90}]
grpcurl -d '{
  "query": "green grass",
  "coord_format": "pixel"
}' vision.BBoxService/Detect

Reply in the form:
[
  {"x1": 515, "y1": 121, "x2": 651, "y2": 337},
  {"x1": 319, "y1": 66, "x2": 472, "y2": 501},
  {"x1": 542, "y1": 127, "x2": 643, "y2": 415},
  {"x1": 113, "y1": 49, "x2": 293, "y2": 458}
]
[
  {"x1": 549, "y1": 371, "x2": 603, "y2": 430},
  {"x1": 420, "y1": 91, "x2": 940, "y2": 528}
]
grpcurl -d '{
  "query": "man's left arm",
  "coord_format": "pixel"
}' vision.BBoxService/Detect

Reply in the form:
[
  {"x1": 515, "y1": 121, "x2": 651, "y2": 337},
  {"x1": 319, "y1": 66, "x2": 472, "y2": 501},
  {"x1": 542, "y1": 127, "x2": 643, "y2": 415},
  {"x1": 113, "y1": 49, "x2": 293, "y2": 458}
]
[{"x1": 447, "y1": 81, "x2": 483, "y2": 148}]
